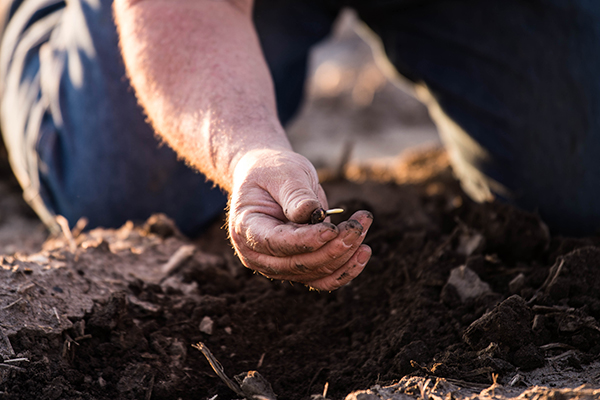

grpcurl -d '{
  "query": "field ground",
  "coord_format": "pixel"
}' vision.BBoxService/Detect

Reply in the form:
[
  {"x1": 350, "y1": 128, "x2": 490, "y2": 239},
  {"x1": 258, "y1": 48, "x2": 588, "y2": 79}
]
[{"x1": 1, "y1": 10, "x2": 599, "y2": 400}]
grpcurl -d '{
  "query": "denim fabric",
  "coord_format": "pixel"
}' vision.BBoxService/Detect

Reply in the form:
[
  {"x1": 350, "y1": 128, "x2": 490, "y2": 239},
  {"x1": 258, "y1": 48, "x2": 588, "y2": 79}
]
[
  {"x1": 2, "y1": 0, "x2": 600, "y2": 236},
  {"x1": 1, "y1": 0, "x2": 230, "y2": 236},
  {"x1": 352, "y1": 0, "x2": 600, "y2": 235}
]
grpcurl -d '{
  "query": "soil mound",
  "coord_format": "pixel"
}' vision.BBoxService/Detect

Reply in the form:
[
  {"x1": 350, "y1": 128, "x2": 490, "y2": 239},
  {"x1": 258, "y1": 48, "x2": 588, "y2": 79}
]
[{"x1": 1, "y1": 149, "x2": 600, "y2": 400}]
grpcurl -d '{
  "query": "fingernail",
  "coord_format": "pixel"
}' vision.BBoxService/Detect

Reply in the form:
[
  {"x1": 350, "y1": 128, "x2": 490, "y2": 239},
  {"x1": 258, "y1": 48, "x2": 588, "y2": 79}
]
[
  {"x1": 342, "y1": 221, "x2": 363, "y2": 246},
  {"x1": 320, "y1": 229, "x2": 337, "y2": 241},
  {"x1": 357, "y1": 249, "x2": 371, "y2": 265}
]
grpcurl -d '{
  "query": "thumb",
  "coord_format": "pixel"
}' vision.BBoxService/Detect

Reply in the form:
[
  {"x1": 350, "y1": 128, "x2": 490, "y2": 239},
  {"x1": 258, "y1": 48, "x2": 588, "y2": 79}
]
[
  {"x1": 270, "y1": 167, "x2": 323, "y2": 224},
  {"x1": 275, "y1": 175, "x2": 322, "y2": 223},
  {"x1": 237, "y1": 149, "x2": 326, "y2": 224}
]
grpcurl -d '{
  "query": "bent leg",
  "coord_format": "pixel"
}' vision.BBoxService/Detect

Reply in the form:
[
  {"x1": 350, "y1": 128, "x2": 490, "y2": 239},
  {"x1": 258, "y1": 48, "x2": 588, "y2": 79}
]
[
  {"x1": 1, "y1": 0, "x2": 229, "y2": 235},
  {"x1": 356, "y1": 0, "x2": 600, "y2": 235},
  {"x1": 0, "y1": 0, "x2": 227, "y2": 236}
]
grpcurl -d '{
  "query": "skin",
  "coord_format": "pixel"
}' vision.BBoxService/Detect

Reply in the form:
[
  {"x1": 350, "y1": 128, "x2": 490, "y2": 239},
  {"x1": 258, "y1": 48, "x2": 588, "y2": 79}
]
[{"x1": 113, "y1": 0, "x2": 372, "y2": 290}]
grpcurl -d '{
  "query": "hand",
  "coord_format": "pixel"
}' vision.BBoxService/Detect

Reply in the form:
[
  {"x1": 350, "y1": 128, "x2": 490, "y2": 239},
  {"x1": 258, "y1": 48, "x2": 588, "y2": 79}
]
[{"x1": 228, "y1": 149, "x2": 372, "y2": 291}]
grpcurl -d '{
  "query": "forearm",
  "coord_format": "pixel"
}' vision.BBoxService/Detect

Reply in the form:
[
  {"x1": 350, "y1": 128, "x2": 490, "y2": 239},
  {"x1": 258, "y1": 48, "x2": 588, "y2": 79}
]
[{"x1": 113, "y1": 0, "x2": 291, "y2": 193}]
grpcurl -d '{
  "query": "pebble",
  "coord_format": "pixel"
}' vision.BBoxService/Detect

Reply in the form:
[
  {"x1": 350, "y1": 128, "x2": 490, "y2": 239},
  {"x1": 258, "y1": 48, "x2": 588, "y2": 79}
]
[{"x1": 199, "y1": 316, "x2": 214, "y2": 335}]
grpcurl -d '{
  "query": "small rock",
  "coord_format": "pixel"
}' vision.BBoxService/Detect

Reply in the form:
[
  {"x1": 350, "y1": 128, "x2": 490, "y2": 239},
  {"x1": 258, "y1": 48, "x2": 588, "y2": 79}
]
[
  {"x1": 235, "y1": 370, "x2": 277, "y2": 400},
  {"x1": 224, "y1": 326, "x2": 232, "y2": 335},
  {"x1": 199, "y1": 316, "x2": 214, "y2": 335},
  {"x1": 160, "y1": 275, "x2": 198, "y2": 296},
  {"x1": 445, "y1": 265, "x2": 492, "y2": 303},
  {"x1": 509, "y1": 273, "x2": 526, "y2": 294}
]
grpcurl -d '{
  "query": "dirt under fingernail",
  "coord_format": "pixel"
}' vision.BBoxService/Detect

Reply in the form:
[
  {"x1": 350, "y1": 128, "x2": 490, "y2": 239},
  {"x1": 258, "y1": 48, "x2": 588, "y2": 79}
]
[{"x1": 320, "y1": 229, "x2": 337, "y2": 241}]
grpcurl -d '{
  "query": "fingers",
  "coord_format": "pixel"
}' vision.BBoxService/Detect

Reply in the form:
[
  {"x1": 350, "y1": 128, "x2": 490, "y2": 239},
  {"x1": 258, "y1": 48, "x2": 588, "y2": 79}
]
[
  {"x1": 238, "y1": 210, "x2": 373, "y2": 282},
  {"x1": 230, "y1": 183, "x2": 332, "y2": 258},
  {"x1": 307, "y1": 244, "x2": 372, "y2": 291},
  {"x1": 228, "y1": 149, "x2": 373, "y2": 290},
  {"x1": 240, "y1": 215, "x2": 339, "y2": 257}
]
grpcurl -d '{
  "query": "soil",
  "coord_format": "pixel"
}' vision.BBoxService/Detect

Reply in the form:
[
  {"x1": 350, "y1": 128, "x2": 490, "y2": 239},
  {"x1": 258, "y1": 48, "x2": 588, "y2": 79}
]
[{"x1": 1, "y1": 148, "x2": 600, "y2": 400}]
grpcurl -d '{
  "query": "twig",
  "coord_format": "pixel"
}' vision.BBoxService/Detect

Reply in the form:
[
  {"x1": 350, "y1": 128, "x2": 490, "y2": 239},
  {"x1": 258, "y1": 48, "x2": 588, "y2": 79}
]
[
  {"x1": 529, "y1": 258, "x2": 565, "y2": 304},
  {"x1": 257, "y1": 353, "x2": 265, "y2": 369},
  {"x1": 145, "y1": 371, "x2": 155, "y2": 400},
  {"x1": 418, "y1": 378, "x2": 431, "y2": 400},
  {"x1": 547, "y1": 349, "x2": 577, "y2": 361},
  {"x1": 3, "y1": 358, "x2": 29, "y2": 363},
  {"x1": 56, "y1": 215, "x2": 77, "y2": 253},
  {"x1": 192, "y1": 342, "x2": 245, "y2": 398},
  {"x1": 17, "y1": 282, "x2": 35, "y2": 294},
  {"x1": 0, "y1": 363, "x2": 26, "y2": 372},
  {"x1": 161, "y1": 245, "x2": 196, "y2": 276},
  {"x1": 53, "y1": 307, "x2": 60, "y2": 324},
  {"x1": 0, "y1": 328, "x2": 15, "y2": 358},
  {"x1": 532, "y1": 305, "x2": 574, "y2": 314},
  {"x1": 491, "y1": 373, "x2": 499, "y2": 398},
  {"x1": 509, "y1": 374, "x2": 524, "y2": 387},
  {"x1": 306, "y1": 366, "x2": 324, "y2": 396},
  {"x1": 322, "y1": 382, "x2": 329, "y2": 398},
  {"x1": 539, "y1": 343, "x2": 574, "y2": 351},
  {"x1": 62, "y1": 334, "x2": 79, "y2": 360},
  {"x1": 545, "y1": 258, "x2": 566, "y2": 291},
  {"x1": 1, "y1": 298, "x2": 23, "y2": 310},
  {"x1": 71, "y1": 217, "x2": 89, "y2": 238}
]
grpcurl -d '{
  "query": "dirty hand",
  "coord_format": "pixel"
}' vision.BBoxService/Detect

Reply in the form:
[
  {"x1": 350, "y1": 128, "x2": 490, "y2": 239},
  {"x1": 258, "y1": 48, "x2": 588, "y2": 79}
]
[{"x1": 228, "y1": 149, "x2": 372, "y2": 291}]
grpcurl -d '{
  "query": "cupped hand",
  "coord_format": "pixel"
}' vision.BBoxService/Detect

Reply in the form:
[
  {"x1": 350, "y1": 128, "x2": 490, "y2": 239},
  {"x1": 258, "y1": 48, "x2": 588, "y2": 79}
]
[{"x1": 228, "y1": 149, "x2": 372, "y2": 291}]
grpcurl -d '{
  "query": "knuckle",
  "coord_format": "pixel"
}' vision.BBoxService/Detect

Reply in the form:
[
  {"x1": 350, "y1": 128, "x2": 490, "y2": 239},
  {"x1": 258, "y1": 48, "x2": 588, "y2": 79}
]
[
  {"x1": 294, "y1": 263, "x2": 308, "y2": 273},
  {"x1": 326, "y1": 241, "x2": 352, "y2": 258}
]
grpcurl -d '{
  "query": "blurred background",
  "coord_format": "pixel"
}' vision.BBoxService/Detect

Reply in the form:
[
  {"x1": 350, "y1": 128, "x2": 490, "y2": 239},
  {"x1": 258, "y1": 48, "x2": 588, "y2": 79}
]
[{"x1": 286, "y1": 9, "x2": 440, "y2": 170}]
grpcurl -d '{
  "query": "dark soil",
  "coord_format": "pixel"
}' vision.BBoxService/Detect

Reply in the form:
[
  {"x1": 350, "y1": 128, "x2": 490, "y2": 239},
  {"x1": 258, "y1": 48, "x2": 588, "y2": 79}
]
[{"x1": 1, "y1": 149, "x2": 600, "y2": 400}]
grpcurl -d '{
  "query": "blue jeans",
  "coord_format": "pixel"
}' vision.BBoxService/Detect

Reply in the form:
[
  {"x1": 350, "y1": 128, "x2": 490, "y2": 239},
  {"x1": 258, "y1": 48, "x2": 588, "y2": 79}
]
[{"x1": 2, "y1": 0, "x2": 600, "y2": 236}]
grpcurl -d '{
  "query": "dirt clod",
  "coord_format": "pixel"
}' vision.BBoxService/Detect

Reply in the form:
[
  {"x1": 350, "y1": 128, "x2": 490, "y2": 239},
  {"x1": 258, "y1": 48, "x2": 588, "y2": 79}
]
[{"x1": 463, "y1": 295, "x2": 534, "y2": 354}]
